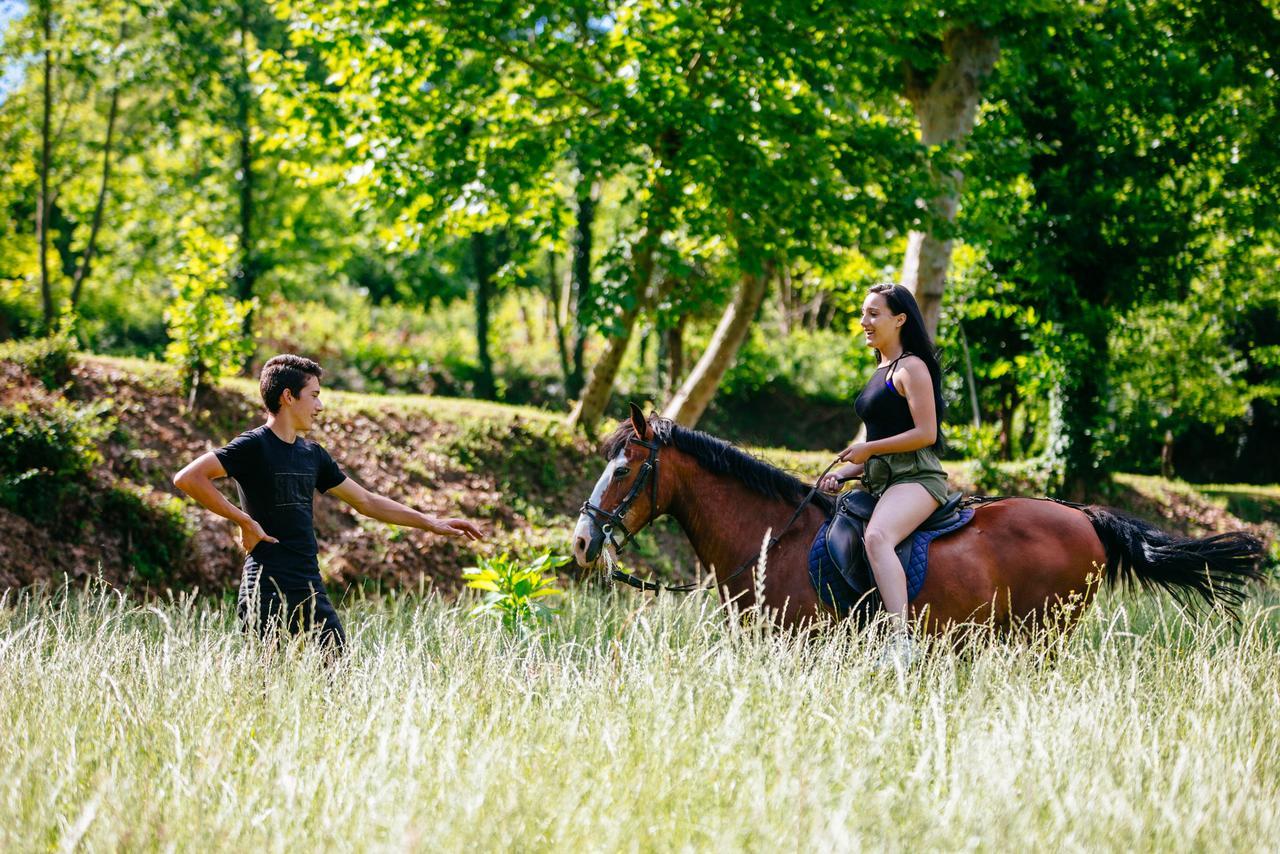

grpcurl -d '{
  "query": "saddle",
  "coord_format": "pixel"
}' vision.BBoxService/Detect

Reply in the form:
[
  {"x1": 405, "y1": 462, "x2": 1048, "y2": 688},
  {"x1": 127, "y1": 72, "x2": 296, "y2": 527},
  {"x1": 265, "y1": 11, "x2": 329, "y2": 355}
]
[{"x1": 809, "y1": 489, "x2": 972, "y2": 619}]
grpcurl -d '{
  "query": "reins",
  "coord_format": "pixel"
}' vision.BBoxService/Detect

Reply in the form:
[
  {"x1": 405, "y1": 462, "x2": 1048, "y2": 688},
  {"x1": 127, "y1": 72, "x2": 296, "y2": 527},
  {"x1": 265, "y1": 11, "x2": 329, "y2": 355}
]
[{"x1": 597, "y1": 442, "x2": 845, "y2": 596}]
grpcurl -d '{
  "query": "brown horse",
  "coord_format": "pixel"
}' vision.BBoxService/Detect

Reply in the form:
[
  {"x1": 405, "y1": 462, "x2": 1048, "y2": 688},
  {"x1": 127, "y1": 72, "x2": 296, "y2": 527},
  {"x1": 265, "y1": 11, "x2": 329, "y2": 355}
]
[{"x1": 570, "y1": 406, "x2": 1266, "y2": 633}]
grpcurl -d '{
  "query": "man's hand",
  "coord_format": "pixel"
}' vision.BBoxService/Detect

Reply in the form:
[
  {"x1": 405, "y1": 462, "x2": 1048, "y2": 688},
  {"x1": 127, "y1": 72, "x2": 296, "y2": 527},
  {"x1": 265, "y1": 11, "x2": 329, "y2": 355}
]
[
  {"x1": 430, "y1": 517, "x2": 485, "y2": 541},
  {"x1": 239, "y1": 519, "x2": 278, "y2": 553}
]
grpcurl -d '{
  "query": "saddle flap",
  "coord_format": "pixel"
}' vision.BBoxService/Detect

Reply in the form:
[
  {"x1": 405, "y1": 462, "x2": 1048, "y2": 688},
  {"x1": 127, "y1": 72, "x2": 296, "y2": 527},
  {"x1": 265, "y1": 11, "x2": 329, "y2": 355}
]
[
  {"x1": 919, "y1": 491, "x2": 964, "y2": 531},
  {"x1": 837, "y1": 489, "x2": 878, "y2": 521}
]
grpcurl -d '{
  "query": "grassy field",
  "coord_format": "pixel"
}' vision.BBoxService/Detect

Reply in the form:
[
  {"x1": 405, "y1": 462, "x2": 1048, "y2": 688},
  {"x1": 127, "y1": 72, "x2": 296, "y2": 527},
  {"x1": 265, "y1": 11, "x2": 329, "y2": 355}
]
[{"x1": 3, "y1": 583, "x2": 1278, "y2": 852}]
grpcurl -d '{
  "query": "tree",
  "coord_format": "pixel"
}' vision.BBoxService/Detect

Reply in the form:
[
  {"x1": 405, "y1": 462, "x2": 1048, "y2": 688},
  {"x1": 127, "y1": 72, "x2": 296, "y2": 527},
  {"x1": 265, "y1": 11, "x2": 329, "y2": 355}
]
[
  {"x1": 898, "y1": 25, "x2": 999, "y2": 337},
  {"x1": 976, "y1": 0, "x2": 1280, "y2": 495}
]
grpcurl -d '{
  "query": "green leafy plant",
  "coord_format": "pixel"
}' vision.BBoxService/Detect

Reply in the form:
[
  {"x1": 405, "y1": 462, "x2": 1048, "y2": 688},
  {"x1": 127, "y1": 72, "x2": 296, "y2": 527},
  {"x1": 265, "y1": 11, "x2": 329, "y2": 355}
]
[
  {"x1": 0, "y1": 330, "x2": 76, "y2": 390},
  {"x1": 462, "y1": 551, "x2": 566, "y2": 631},
  {"x1": 0, "y1": 398, "x2": 113, "y2": 527},
  {"x1": 163, "y1": 225, "x2": 255, "y2": 409}
]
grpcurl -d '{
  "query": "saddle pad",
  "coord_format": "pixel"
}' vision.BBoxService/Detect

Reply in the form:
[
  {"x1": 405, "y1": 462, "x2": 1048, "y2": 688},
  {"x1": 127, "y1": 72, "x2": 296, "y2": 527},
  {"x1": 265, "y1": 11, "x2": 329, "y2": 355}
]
[{"x1": 807, "y1": 508, "x2": 975, "y2": 614}]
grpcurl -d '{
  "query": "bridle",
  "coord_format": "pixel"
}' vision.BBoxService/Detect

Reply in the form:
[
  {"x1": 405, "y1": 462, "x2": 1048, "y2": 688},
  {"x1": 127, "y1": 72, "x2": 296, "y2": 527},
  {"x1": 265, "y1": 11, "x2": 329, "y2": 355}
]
[
  {"x1": 579, "y1": 430, "x2": 844, "y2": 596},
  {"x1": 579, "y1": 436, "x2": 662, "y2": 555}
]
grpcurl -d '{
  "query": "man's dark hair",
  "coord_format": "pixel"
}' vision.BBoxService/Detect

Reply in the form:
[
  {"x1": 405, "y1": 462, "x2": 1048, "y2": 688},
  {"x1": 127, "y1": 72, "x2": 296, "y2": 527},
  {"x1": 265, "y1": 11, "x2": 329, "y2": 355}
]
[{"x1": 260, "y1": 354, "x2": 323, "y2": 413}]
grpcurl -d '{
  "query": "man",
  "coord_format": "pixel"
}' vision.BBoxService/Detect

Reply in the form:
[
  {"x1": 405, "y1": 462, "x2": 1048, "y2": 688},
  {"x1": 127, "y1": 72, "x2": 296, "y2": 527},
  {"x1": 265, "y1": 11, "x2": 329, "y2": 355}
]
[{"x1": 174, "y1": 354, "x2": 483, "y2": 654}]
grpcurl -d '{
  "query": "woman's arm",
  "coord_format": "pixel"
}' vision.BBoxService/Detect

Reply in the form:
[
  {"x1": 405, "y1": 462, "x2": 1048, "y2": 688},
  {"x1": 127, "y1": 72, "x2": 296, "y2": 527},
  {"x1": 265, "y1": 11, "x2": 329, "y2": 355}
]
[{"x1": 841, "y1": 358, "x2": 938, "y2": 463}]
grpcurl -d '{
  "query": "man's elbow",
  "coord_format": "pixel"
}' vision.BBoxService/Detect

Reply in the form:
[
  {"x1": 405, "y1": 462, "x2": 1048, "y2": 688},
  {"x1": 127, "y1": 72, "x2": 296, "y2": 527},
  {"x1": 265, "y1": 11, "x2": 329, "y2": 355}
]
[{"x1": 173, "y1": 467, "x2": 197, "y2": 494}]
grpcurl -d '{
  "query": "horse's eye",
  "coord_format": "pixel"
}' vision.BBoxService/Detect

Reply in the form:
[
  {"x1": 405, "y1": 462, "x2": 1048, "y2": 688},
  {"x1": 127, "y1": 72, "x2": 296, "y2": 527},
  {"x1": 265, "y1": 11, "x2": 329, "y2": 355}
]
[{"x1": 614, "y1": 466, "x2": 631, "y2": 478}]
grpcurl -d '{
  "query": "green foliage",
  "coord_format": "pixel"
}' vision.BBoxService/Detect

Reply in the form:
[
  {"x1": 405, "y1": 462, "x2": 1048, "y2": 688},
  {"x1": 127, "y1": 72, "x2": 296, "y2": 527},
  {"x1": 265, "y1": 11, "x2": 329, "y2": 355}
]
[
  {"x1": 98, "y1": 482, "x2": 193, "y2": 583},
  {"x1": 0, "y1": 331, "x2": 76, "y2": 389},
  {"x1": 948, "y1": 424, "x2": 1005, "y2": 493},
  {"x1": 442, "y1": 417, "x2": 578, "y2": 497},
  {"x1": 462, "y1": 550, "x2": 566, "y2": 631},
  {"x1": 1105, "y1": 296, "x2": 1257, "y2": 474},
  {"x1": 0, "y1": 398, "x2": 112, "y2": 527},
  {"x1": 717, "y1": 322, "x2": 876, "y2": 405},
  {"x1": 162, "y1": 226, "x2": 254, "y2": 405},
  {"x1": 1, "y1": 0, "x2": 1278, "y2": 481}
]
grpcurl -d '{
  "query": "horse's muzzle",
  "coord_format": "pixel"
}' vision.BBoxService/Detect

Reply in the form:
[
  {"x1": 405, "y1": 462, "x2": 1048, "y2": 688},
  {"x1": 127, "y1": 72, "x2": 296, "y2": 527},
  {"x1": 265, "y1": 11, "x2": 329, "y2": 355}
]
[{"x1": 573, "y1": 514, "x2": 605, "y2": 567}]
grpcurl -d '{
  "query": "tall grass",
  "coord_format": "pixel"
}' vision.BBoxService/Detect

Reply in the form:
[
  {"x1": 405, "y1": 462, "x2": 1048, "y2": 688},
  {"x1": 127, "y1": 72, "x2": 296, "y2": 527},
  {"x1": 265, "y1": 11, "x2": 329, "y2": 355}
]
[{"x1": 2, "y1": 582, "x2": 1277, "y2": 851}]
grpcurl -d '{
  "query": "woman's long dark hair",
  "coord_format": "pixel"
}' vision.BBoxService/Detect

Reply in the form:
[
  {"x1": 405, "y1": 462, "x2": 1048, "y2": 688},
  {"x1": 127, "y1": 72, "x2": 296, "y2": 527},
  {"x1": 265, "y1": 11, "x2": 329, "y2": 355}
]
[{"x1": 868, "y1": 283, "x2": 946, "y2": 453}]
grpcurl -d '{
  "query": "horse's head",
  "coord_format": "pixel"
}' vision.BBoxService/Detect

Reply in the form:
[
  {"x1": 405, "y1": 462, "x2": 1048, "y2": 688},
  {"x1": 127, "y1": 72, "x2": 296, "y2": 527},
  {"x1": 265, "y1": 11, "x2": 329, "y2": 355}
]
[{"x1": 573, "y1": 403, "x2": 669, "y2": 568}]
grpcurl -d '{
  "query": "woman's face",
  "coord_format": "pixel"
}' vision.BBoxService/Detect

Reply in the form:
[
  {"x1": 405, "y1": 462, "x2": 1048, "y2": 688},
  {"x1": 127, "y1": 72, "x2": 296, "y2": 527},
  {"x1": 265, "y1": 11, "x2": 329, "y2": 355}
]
[{"x1": 860, "y1": 292, "x2": 905, "y2": 349}]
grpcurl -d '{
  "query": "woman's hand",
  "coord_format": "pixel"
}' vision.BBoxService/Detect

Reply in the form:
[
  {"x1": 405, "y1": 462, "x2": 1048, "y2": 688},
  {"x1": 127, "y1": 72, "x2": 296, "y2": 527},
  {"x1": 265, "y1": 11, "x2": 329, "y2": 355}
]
[
  {"x1": 818, "y1": 462, "x2": 864, "y2": 492},
  {"x1": 839, "y1": 442, "x2": 874, "y2": 465}
]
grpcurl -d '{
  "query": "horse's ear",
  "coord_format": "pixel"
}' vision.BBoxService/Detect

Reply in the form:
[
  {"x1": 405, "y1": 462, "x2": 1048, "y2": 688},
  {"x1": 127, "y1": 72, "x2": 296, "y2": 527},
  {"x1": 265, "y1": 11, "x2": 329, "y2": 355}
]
[{"x1": 628, "y1": 402, "x2": 648, "y2": 439}]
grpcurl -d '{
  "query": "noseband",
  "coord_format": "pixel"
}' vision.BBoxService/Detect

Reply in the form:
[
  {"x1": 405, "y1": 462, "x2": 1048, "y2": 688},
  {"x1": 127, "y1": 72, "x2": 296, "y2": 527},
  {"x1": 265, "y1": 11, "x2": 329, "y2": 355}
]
[{"x1": 580, "y1": 436, "x2": 661, "y2": 554}]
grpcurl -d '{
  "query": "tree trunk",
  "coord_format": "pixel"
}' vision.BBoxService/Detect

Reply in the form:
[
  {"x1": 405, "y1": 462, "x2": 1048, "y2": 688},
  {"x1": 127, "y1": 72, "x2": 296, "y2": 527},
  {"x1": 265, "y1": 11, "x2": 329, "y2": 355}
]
[
  {"x1": 957, "y1": 319, "x2": 981, "y2": 426},
  {"x1": 567, "y1": 172, "x2": 596, "y2": 401},
  {"x1": 472, "y1": 232, "x2": 496, "y2": 399},
  {"x1": 1047, "y1": 324, "x2": 1108, "y2": 500},
  {"x1": 666, "y1": 316, "x2": 686, "y2": 394},
  {"x1": 662, "y1": 269, "x2": 770, "y2": 428},
  {"x1": 567, "y1": 130, "x2": 679, "y2": 434},
  {"x1": 548, "y1": 250, "x2": 572, "y2": 391},
  {"x1": 999, "y1": 383, "x2": 1016, "y2": 461},
  {"x1": 37, "y1": 0, "x2": 55, "y2": 332},
  {"x1": 70, "y1": 57, "x2": 123, "y2": 309},
  {"x1": 233, "y1": 6, "x2": 256, "y2": 350},
  {"x1": 566, "y1": 308, "x2": 638, "y2": 436},
  {"x1": 900, "y1": 27, "x2": 999, "y2": 338}
]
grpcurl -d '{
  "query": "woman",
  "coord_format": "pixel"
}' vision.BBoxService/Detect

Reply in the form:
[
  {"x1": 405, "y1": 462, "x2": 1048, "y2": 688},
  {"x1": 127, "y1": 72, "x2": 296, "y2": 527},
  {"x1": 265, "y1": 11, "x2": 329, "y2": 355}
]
[{"x1": 818, "y1": 283, "x2": 949, "y2": 667}]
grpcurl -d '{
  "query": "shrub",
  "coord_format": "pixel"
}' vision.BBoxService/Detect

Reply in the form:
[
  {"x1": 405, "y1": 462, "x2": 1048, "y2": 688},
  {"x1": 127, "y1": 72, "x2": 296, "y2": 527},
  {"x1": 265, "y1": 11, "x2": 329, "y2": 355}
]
[
  {"x1": 163, "y1": 226, "x2": 255, "y2": 408},
  {"x1": 462, "y1": 551, "x2": 566, "y2": 631},
  {"x1": 99, "y1": 483, "x2": 193, "y2": 583},
  {"x1": 0, "y1": 331, "x2": 76, "y2": 389},
  {"x1": 442, "y1": 417, "x2": 579, "y2": 496},
  {"x1": 949, "y1": 423, "x2": 1004, "y2": 493},
  {"x1": 0, "y1": 398, "x2": 112, "y2": 527}
]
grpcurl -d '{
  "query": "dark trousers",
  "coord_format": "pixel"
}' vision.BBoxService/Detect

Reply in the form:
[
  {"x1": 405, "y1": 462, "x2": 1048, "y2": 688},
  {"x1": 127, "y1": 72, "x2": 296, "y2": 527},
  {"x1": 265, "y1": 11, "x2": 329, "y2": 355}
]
[{"x1": 237, "y1": 563, "x2": 346, "y2": 655}]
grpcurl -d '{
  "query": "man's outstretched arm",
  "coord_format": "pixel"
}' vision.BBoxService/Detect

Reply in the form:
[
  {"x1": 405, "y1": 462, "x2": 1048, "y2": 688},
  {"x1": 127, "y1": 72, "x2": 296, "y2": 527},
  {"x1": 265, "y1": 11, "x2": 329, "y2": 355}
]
[
  {"x1": 173, "y1": 453, "x2": 278, "y2": 551},
  {"x1": 327, "y1": 478, "x2": 484, "y2": 541}
]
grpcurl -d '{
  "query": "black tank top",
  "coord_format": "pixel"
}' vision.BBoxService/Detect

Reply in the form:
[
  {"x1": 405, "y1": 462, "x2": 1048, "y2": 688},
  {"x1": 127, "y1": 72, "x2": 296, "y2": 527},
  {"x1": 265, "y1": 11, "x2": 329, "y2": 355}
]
[{"x1": 854, "y1": 354, "x2": 915, "y2": 441}]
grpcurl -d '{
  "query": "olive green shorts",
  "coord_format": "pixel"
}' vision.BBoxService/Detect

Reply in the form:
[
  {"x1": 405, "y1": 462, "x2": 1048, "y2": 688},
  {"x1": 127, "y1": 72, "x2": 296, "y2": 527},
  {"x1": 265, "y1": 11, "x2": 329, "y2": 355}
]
[{"x1": 861, "y1": 448, "x2": 949, "y2": 506}]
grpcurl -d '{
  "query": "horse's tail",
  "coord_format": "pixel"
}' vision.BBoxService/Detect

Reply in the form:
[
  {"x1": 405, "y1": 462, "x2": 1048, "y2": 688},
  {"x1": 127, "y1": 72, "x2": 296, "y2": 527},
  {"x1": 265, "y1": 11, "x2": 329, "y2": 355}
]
[{"x1": 1083, "y1": 505, "x2": 1266, "y2": 614}]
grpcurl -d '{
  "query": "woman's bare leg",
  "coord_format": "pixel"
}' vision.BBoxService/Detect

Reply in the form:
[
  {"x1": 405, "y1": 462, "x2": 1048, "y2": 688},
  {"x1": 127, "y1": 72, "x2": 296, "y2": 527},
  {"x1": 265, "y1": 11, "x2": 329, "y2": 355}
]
[{"x1": 864, "y1": 482, "x2": 940, "y2": 625}]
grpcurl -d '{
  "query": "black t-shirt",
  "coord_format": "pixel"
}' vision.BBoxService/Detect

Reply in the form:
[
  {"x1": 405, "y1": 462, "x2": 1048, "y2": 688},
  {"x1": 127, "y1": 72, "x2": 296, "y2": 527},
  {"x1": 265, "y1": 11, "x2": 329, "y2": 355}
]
[{"x1": 215, "y1": 425, "x2": 346, "y2": 581}]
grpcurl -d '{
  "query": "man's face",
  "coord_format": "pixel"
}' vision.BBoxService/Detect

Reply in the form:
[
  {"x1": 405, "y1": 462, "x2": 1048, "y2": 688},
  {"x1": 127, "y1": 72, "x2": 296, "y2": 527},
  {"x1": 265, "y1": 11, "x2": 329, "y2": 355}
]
[{"x1": 281, "y1": 375, "x2": 324, "y2": 430}]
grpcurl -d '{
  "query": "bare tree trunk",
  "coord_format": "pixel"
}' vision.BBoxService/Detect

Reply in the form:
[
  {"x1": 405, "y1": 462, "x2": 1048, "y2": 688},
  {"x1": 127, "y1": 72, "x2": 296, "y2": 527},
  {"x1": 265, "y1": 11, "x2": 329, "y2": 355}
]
[
  {"x1": 777, "y1": 262, "x2": 793, "y2": 336},
  {"x1": 957, "y1": 319, "x2": 981, "y2": 427},
  {"x1": 665, "y1": 316, "x2": 686, "y2": 394},
  {"x1": 567, "y1": 129, "x2": 680, "y2": 434},
  {"x1": 548, "y1": 250, "x2": 572, "y2": 390},
  {"x1": 566, "y1": 171, "x2": 596, "y2": 401},
  {"x1": 70, "y1": 56, "x2": 123, "y2": 309},
  {"x1": 900, "y1": 26, "x2": 999, "y2": 338},
  {"x1": 472, "y1": 232, "x2": 496, "y2": 399},
  {"x1": 37, "y1": 0, "x2": 55, "y2": 332},
  {"x1": 233, "y1": 5, "x2": 256, "y2": 350},
  {"x1": 566, "y1": 308, "x2": 638, "y2": 436},
  {"x1": 662, "y1": 269, "x2": 770, "y2": 428}
]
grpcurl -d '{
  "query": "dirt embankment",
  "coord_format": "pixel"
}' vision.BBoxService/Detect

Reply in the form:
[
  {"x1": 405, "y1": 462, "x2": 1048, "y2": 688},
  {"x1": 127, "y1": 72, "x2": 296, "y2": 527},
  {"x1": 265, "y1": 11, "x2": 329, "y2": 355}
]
[
  {"x1": 1, "y1": 354, "x2": 1273, "y2": 597},
  {"x1": 0, "y1": 355, "x2": 621, "y2": 596}
]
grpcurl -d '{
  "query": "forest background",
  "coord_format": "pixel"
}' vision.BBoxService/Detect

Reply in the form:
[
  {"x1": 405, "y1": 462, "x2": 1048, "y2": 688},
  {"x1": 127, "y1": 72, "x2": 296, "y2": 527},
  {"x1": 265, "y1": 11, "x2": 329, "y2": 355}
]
[{"x1": 2, "y1": 0, "x2": 1278, "y2": 501}]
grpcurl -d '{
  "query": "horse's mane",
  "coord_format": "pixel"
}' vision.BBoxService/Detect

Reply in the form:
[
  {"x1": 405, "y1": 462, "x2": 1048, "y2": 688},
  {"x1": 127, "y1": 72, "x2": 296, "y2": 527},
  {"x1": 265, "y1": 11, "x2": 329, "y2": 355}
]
[{"x1": 601, "y1": 416, "x2": 833, "y2": 514}]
